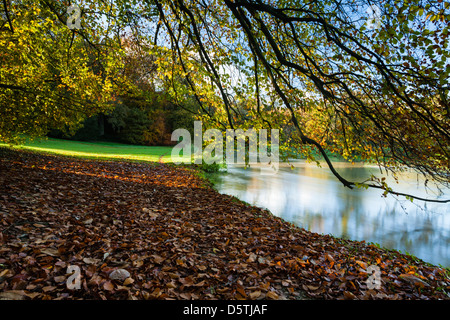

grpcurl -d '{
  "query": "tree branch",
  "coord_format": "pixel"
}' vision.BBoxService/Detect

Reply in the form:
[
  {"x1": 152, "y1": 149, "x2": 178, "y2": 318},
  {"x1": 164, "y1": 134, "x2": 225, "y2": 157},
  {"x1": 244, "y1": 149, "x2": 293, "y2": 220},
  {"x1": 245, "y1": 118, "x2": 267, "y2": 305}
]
[
  {"x1": 2, "y1": 0, "x2": 13, "y2": 33},
  {"x1": 223, "y1": 0, "x2": 450, "y2": 203}
]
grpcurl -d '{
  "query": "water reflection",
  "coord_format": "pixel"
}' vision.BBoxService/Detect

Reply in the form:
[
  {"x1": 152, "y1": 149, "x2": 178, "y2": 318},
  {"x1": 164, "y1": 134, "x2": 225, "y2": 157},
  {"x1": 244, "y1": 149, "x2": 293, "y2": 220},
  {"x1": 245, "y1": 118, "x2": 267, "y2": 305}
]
[{"x1": 209, "y1": 162, "x2": 450, "y2": 267}]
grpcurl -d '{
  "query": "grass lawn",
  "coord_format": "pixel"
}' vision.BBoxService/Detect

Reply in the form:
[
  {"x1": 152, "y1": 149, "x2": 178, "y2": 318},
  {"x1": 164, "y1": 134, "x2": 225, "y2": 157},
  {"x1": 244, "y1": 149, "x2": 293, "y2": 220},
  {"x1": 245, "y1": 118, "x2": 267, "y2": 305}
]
[{"x1": 0, "y1": 137, "x2": 187, "y2": 163}]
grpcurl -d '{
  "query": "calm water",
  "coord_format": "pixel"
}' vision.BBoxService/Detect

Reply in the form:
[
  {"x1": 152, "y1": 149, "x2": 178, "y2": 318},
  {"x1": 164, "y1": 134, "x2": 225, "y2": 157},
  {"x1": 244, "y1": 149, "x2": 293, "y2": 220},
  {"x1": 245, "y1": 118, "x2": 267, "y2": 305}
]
[{"x1": 209, "y1": 161, "x2": 450, "y2": 267}]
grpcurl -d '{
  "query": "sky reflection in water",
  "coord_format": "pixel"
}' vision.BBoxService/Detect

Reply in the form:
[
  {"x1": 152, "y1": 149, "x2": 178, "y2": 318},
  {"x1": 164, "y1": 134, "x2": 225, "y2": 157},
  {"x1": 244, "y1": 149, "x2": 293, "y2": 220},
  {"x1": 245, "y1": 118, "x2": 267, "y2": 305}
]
[{"x1": 210, "y1": 162, "x2": 450, "y2": 267}]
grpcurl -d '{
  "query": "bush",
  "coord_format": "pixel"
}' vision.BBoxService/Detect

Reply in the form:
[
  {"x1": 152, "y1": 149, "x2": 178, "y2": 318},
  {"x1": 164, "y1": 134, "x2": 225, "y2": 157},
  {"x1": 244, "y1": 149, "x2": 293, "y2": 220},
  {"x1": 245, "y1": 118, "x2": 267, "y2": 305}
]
[{"x1": 199, "y1": 160, "x2": 222, "y2": 173}]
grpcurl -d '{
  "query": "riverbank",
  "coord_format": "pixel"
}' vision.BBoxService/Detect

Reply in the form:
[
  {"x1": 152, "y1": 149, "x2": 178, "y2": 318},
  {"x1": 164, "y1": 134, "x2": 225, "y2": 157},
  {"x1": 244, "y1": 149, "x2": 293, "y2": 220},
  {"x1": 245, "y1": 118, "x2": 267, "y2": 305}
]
[
  {"x1": 208, "y1": 163, "x2": 450, "y2": 267},
  {"x1": 0, "y1": 148, "x2": 449, "y2": 300}
]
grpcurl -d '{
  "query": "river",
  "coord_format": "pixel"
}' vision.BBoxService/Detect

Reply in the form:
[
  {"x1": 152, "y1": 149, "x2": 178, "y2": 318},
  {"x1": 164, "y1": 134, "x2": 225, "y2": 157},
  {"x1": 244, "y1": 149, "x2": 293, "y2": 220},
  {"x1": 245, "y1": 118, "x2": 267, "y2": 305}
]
[{"x1": 208, "y1": 161, "x2": 450, "y2": 267}]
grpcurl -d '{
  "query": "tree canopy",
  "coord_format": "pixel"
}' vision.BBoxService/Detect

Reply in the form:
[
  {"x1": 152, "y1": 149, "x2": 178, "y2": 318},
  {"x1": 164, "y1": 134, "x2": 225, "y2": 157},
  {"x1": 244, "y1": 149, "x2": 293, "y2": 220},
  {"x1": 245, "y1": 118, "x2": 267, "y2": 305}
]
[
  {"x1": 1, "y1": 0, "x2": 449, "y2": 202},
  {"x1": 0, "y1": 0, "x2": 130, "y2": 140}
]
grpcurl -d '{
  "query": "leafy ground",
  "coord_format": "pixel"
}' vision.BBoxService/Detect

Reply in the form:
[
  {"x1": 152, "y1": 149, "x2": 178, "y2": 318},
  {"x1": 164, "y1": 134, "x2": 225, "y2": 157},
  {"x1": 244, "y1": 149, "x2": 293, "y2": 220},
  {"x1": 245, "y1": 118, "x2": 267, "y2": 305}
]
[
  {"x1": 0, "y1": 148, "x2": 449, "y2": 300},
  {"x1": 0, "y1": 138, "x2": 180, "y2": 163}
]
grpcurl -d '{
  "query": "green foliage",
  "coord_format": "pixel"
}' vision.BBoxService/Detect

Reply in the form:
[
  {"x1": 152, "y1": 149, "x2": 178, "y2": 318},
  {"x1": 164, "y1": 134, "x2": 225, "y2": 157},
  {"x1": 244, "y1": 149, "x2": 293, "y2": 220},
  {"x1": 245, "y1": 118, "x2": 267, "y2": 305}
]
[
  {"x1": 0, "y1": 0, "x2": 127, "y2": 143},
  {"x1": 168, "y1": 106, "x2": 196, "y2": 137},
  {"x1": 108, "y1": 96, "x2": 153, "y2": 145},
  {"x1": 120, "y1": 107, "x2": 153, "y2": 145},
  {"x1": 199, "y1": 160, "x2": 222, "y2": 173},
  {"x1": 105, "y1": 93, "x2": 194, "y2": 146},
  {"x1": 105, "y1": 35, "x2": 196, "y2": 146}
]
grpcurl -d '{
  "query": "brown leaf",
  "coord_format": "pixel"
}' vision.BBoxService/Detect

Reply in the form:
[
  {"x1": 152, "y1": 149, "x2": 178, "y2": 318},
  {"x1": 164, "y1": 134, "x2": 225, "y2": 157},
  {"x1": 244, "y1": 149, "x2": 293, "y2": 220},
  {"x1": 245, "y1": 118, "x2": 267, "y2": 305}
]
[
  {"x1": 149, "y1": 212, "x2": 159, "y2": 220},
  {"x1": 83, "y1": 218, "x2": 93, "y2": 225},
  {"x1": 236, "y1": 285, "x2": 247, "y2": 298},
  {"x1": 123, "y1": 277, "x2": 134, "y2": 286},
  {"x1": 33, "y1": 223, "x2": 46, "y2": 228},
  {"x1": 179, "y1": 293, "x2": 191, "y2": 299},
  {"x1": 179, "y1": 277, "x2": 194, "y2": 287},
  {"x1": 325, "y1": 253, "x2": 335, "y2": 263},
  {"x1": 251, "y1": 227, "x2": 260, "y2": 235},
  {"x1": 54, "y1": 261, "x2": 67, "y2": 268},
  {"x1": 152, "y1": 255, "x2": 165, "y2": 264},
  {"x1": 103, "y1": 281, "x2": 114, "y2": 291},
  {"x1": 302, "y1": 284, "x2": 320, "y2": 291},
  {"x1": 247, "y1": 253, "x2": 257, "y2": 263},
  {"x1": 24, "y1": 292, "x2": 41, "y2": 299},
  {"x1": 176, "y1": 259, "x2": 185, "y2": 267},
  {"x1": 282, "y1": 280, "x2": 290, "y2": 287},
  {"x1": 259, "y1": 282, "x2": 270, "y2": 291},
  {"x1": 249, "y1": 290, "x2": 262, "y2": 299},
  {"x1": 0, "y1": 290, "x2": 27, "y2": 300},
  {"x1": 355, "y1": 260, "x2": 367, "y2": 270},
  {"x1": 193, "y1": 280, "x2": 207, "y2": 287},
  {"x1": 399, "y1": 274, "x2": 430, "y2": 288},
  {"x1": 0, "y1": 269, "x2": 11, "y2": 279},
  {"x1": 40, "y1": 248, "x2": 59, "y2": 257},
  {"x1": 54, "y1": 275, "x2": 66, "y2": 283},
  {"x1": 3, "y1": 148, "x2": 450, "y2": 301},
  {"x1": 83, "y1": 257, "x2": 100, "y2": 265},
  {"x1": 42, "y1": 286, "x2": 57, "y2": 292},
  {"x1": 343, "y1": 291, "x2": 357, "y2": 300},
  {"x1": 149, "y1": 287, "x2": 162, "y2": 299},
  {"x1": 266, "y1": 291, "x2": 279, "y2": 300}
]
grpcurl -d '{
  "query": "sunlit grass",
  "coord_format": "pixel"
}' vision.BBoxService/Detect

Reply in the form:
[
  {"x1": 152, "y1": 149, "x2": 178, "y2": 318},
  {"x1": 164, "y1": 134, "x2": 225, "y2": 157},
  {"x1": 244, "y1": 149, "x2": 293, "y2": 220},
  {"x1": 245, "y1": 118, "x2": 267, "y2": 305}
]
[{"x1": 0, "y1": 137, "x2": 189, "y2": 163}]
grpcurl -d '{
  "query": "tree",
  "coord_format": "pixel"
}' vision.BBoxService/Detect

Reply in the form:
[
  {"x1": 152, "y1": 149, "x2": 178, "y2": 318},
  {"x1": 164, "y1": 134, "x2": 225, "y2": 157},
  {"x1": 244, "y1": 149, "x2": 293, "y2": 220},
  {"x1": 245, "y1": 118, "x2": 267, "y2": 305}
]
[
  {"x1": 105, "y1": 35, "x2": 197, "y2": 145},
  {"x1": 148, "y1": 0, "x2": 449, "y2": 202},
  {"x1": 0, "y1": 0, "x2": 127, "y2": 143}
]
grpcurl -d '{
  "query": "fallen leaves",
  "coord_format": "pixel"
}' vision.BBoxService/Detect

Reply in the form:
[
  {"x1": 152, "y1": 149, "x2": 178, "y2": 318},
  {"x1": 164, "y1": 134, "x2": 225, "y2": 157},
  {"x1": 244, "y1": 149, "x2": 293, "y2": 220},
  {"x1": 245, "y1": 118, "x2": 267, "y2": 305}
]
[{"x1": 0, "y1": 148, "x2": 449, "y2": 300}]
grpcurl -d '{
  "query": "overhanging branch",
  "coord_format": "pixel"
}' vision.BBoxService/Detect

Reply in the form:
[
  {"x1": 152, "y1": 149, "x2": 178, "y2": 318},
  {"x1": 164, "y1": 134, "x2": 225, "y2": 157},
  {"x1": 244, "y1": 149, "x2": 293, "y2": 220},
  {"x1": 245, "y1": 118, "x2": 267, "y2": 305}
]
[
  {"x1": 223, "y1": 0, "x2": 450, "y2": 204},
  {"x1": 2, "y1": 0, "x2": 13, "y2": 33}
]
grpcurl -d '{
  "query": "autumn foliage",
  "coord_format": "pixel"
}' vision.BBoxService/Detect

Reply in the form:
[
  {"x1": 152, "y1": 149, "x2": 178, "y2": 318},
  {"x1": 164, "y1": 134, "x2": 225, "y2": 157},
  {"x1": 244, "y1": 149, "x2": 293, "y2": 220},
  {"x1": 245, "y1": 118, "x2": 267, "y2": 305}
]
[{"x1": 0, "y1": 148, "x2": 449, "y2": 300}]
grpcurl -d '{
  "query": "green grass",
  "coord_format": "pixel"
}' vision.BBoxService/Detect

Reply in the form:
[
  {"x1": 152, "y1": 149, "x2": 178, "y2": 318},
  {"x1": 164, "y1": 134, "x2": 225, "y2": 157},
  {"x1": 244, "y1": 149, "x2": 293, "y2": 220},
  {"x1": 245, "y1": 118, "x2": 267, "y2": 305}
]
[{"x1": 0, "y1": 137, "x2": 188, "y2": 163}]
